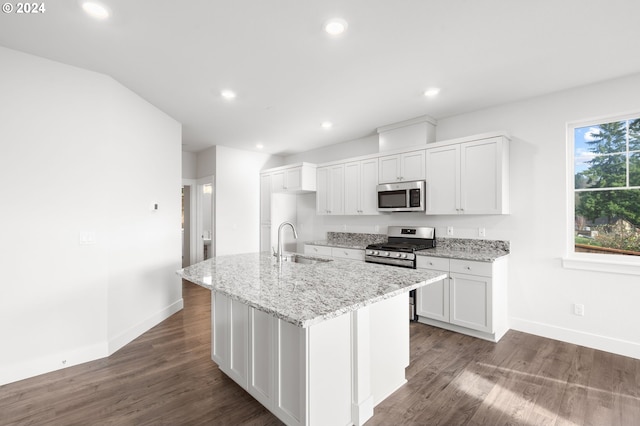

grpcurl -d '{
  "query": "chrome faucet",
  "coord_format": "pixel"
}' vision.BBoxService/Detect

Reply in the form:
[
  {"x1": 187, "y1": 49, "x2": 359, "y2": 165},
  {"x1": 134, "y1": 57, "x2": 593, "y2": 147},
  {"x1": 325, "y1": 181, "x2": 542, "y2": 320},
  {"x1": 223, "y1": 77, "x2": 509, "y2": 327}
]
[{"x1": 276, "y1": 221, "x2": 298, "y2": 263}]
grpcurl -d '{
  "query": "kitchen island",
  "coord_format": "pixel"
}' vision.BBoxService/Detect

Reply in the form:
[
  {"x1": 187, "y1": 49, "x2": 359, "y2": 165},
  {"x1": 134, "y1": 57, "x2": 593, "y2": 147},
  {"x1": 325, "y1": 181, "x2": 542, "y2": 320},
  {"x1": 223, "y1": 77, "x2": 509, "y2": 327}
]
[{"x1": 178, "y1": 252, "x2": 446, "y2": 426}]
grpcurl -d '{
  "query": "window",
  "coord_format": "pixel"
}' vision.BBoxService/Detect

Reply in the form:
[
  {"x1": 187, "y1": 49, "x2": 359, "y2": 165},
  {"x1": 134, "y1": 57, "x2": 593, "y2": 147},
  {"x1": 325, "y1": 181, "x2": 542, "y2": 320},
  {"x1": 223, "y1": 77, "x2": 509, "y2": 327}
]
[{"x1": 571, "y1": 114, "x2": 640, "y2": 259}]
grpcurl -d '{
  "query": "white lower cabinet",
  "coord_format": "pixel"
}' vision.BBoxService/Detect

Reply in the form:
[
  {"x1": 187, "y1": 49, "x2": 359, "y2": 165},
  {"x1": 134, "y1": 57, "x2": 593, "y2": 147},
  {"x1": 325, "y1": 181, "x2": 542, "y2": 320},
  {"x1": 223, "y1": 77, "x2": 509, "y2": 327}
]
[
  {"x1": 416, "y1": 255, "x2": 508, "y2": 342},
  {"x1": 304, "y1": 244, "x2": 365, "y2": 261}
]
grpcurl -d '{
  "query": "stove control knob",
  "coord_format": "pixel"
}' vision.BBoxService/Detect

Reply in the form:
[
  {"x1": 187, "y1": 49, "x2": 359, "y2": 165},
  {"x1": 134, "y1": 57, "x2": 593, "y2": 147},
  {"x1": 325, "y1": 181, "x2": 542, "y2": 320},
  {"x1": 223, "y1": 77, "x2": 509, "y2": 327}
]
[
  {"x1": 382, "y1": 251, "x2": 389, "y2": 257},
  {"x1": 373, "y1": 250, "x2": 379, "y2": 255},
  {"x1": 399, "y1": 253, "x2": 407, "y2": 259}
]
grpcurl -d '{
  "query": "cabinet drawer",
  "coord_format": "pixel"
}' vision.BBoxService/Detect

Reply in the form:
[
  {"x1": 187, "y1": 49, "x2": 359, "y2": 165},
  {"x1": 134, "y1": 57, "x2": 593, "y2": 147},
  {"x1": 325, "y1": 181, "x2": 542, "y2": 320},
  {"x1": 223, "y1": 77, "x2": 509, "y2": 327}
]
[
  {"x1": 304, "y1": 245, "x2": 332, "y2": 256},
  {"x1": 450, "y1": 259, "x2": 492, "y2": 277},
  {"x1": 331, "y1": 247, "x2": 365, "y2": 261},
  {"x1": 416, "y1": 256, "x2": 450, "y2": 271}
]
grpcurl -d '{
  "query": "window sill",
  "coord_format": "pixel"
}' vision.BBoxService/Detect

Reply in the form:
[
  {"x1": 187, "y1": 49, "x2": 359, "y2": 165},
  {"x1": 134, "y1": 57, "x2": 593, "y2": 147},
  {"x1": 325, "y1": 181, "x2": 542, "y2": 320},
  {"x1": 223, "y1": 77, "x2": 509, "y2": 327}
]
[{"x1": 562, "y1": 255, "x2": 640, "y2": 276}]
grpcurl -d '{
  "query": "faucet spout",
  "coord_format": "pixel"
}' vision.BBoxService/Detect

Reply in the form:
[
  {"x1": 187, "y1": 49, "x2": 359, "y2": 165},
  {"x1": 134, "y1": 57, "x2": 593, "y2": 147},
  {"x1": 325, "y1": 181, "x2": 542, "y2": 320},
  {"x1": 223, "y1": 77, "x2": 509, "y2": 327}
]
[{"x1": 277, "y1": 221, "x2": 298, "y2": 263}]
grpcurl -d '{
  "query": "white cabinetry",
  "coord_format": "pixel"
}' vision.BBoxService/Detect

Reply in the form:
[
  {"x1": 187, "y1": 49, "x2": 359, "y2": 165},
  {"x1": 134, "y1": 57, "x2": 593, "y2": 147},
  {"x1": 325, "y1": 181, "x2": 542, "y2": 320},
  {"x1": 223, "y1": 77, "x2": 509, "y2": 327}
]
[
  {"x1": 378, "y1": 150, "x2": 426, "y2": 183},
  {"x1": 426, "y1": 135, "x2": 509, "y2": 215},
  {"x1": 316, "y1": 164, "x2": 344, "y2": 215},
  {"x1": 304, "y1": 244, "x2": 365, "y2": 261},
  {"x1": 344, "y1": 158, "x2": 380, "y2": 215},
  {"x1": 415, "y1": 256, "x2": 450, "y2": 323},
  {"x1": 266, "y1": 163, "x2": 317, "y2": 194},
  {"x1": 416, "y1": 255, "x2": 508, "y2": 342},
  {"x1": 212, "y1": 290, "x2": 408, "y2": 426}
]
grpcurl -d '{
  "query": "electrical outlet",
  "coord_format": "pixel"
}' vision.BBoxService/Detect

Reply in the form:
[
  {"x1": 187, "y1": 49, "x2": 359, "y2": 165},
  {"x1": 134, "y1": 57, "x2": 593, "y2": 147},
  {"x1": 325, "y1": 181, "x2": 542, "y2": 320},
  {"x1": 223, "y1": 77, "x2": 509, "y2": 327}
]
[
  {"x1": 478, "y1": 227, "x2": 486, "y2": 237},
  {"x1": 447, "y1": 226, "x2": 454, "y2": 236},
  {"x1": 573, "y1": 303, "x2": 585, "y2": 316}
]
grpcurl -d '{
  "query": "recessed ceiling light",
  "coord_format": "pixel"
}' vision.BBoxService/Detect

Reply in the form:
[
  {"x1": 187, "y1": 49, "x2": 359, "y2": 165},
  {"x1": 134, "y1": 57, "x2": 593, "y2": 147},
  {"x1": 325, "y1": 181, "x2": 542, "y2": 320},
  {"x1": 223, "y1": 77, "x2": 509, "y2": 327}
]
[
  {"x1": 256, "y1": 143, "x2": 264, "y2": 149},
  {"x1": 424, "y1": 87, "x2": 441, "y2": 97},
  {"x1": 321, "y1": 121, "x2": 333, "y2": 129},
  {"x1": 81, "y1": 1, "x2": 110, "y2": 20},
  {"x1": 324, "y1": 18, "x2": 348, "y2": 36},
  {"x1": 221, "y1": 90, "x2": 237, "y2": 100}
]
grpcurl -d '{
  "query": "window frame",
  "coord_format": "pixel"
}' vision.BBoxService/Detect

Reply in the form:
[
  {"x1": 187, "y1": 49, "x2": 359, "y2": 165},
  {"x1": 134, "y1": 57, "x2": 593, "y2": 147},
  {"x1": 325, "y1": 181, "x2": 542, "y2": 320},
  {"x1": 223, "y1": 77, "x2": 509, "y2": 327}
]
[{"x1": 563, "y1": 111, "x2": 640, "y2": 276}]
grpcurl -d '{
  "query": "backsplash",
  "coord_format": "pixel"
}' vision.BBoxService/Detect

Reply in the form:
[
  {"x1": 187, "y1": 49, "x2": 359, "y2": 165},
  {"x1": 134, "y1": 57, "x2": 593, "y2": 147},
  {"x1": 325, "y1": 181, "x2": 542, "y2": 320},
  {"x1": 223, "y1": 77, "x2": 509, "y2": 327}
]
[{"x1": 325, "y1": 232, "x2": 510, "y2": 254}]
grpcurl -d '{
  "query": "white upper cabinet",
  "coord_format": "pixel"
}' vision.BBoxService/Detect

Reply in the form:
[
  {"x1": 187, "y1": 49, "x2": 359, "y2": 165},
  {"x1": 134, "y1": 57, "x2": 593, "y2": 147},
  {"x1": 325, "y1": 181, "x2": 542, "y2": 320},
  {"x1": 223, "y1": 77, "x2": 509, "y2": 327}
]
[
  {"x1": 316, "y1": 164, "x2": 344, "y2": 215},
  {"x1": 265, "y1": 163, "x2": 316, "y2": 194},
  {"x1": 426, "y1": 135, "x2": 509, "y2": 215},
  {"x1": 344, "y1": 158, "x2": 380, "y2": 215},
  {"x1": 378, "y1": 150, "x2": 426, "y2": 183}
]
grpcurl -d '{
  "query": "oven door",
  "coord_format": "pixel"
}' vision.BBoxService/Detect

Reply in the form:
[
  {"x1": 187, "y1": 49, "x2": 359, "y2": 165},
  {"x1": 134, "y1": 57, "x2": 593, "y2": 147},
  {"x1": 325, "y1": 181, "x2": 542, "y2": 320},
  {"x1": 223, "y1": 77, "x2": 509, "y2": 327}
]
[{"x1": 377, "y1": 181, "x2": 425, "y2": 212}]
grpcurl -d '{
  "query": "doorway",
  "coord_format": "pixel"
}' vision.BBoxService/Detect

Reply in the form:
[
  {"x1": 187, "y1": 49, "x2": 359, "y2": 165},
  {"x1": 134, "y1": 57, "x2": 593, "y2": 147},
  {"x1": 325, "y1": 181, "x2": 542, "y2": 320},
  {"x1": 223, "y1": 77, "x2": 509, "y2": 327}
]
[
  {"x1": 182, "y1": 179, "x2": 197, "y2": 267},
  {"x1": 196, "y1": 176, "x2": 214, "y2": 262}
]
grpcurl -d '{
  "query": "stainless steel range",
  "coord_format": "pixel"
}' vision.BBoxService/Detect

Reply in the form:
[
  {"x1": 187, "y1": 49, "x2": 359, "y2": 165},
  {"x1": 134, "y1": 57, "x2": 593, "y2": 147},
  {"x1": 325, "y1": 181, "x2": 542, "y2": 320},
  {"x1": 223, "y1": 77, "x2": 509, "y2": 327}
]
[
  {"x1": 365, "y1": 226, "x2": 437, "y2": 321},
  {"x1": 365, "y1": 226, "x2": 436, "y2": 269}
]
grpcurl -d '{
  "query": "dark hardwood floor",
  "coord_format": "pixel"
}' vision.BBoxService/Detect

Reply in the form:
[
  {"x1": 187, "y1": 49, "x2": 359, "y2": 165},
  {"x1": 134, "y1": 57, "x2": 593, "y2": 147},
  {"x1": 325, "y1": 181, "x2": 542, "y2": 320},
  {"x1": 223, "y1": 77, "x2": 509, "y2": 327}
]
[{"x1": 2, "y1": 282, "x2": 639, "y2": 425}]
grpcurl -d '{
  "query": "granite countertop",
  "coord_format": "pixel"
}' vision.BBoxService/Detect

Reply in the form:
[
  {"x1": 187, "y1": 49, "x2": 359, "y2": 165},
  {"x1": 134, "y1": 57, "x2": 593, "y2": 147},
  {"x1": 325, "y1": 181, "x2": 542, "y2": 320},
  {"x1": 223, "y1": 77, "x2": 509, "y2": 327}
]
[
  {"x1": 415, "y1": 247, "x2": 508, "y2": 262},
  {"x1": 177, "y1": 252, "x2": 446, "y2": 328}
]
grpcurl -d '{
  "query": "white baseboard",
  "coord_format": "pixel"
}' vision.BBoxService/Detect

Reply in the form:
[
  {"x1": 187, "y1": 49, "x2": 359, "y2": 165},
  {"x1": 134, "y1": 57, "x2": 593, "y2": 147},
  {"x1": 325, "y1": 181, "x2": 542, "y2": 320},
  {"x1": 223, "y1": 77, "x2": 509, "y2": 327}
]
[
  {"x1": 108, "y1": 298, "x2": 184, "y2": 355},
  {"x1": 510, "y1": 317, "x2": 640, "y2": 360},
  {"x1": 0, "y1": 342, "x2": 108, "y2": 386},
  {"x1": 0, "y1": 298, "x2": 184, "y2": 386}
]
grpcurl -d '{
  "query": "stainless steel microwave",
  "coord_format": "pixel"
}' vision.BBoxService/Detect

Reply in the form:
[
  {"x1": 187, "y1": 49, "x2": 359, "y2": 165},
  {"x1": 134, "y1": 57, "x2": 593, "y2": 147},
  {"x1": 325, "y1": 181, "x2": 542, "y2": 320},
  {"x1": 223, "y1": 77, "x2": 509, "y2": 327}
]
[{"x1": 377, "y1": 180, "x2": 425, "y2": 212}]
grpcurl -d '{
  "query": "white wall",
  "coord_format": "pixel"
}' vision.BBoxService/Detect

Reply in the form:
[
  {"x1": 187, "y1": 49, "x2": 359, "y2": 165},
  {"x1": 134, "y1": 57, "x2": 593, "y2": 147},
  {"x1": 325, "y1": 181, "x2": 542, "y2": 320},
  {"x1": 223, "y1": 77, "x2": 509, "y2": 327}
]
[
  {"x1": 284, "y1": 134, "x2": 379, "y2": 164},
  {"x1": 182, "y1": 151, "x2": 197, "y2": 179},
  {"x1": 0, "y1": 47, "x2": 182, "y2": 385},
  {"x1": 289, "y1": 72, "x2": 640, "y2": 359}
]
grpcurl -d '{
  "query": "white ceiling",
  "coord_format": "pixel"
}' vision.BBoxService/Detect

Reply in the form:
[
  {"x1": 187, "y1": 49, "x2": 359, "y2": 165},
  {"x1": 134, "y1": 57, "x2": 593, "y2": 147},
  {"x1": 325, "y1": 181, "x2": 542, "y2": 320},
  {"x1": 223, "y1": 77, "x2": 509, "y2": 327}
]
[{"x1": 2, "y1": 0, "x2": 640, "y2": 155}]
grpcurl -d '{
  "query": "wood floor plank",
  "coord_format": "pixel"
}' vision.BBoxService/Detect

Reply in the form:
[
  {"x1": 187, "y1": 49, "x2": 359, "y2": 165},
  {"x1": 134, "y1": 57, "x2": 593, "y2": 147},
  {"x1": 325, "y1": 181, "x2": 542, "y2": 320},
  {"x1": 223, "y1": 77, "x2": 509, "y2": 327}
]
[{"x1": 2, "y1": 281, "x2": 640, "y2": 426}]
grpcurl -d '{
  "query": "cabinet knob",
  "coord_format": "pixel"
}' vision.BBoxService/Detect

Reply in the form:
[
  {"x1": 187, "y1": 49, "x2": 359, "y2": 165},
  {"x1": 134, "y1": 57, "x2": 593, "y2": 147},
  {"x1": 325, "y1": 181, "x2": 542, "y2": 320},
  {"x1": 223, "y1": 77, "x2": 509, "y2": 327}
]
[
  {"x1": 344, "y1": 251, "x2": 349, "y2": 256},
  {"x1": 466, "y1": 266, "x2": 471, "y2": 270},
  {"x1": 313, "y1": 248, "x2": 318, "y2": 252}
]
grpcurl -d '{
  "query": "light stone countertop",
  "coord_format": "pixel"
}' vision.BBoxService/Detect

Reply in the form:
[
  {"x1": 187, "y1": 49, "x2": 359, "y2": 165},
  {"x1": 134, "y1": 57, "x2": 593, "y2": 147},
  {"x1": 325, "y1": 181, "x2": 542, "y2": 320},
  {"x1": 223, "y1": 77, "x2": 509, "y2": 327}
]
[
  {"x1": 177, "y1": 252, "x2": 446, "y2": 328},
  {"x1": 415, "y1": 247, "x2": 509, "y2": 263}
]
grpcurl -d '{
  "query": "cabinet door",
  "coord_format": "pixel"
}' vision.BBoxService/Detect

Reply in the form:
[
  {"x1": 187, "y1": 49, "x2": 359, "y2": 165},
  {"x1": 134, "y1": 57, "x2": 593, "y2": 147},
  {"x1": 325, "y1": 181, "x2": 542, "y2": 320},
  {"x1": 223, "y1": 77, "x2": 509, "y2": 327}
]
[
  {"x1": 449, "y1": 273, "x2": 492, "y2": 333},
  {"x1": 360, "y1": 158, "x2": 380, "y2": 214},
  {"x1": 248, "y1": 308, "x2": 274, "y2": 407},
  {"x1": 460, "y1": 138, "x2": 501, "y2": 214},
  {"x1": 271, "y1": 171, "x2": 285, "y2": 193},
  {"x1": 378, "y1": 155, "x2": 400, "y2": 183},
  {"x1": 228, "y1": 298, "x2": 249, "y2": 388},
  {"x1": 304, "y1": 244, "x2": 332, "y2": 256},
  {"x1": 416, "y1": 274, "x2": 449, "y2": 322},
  {"x1": 425, "y1": 145, "x2": 459, "y2": 215},
  {"x1": 285, "y1": 167, "x2": 302, "y2": 191},
  {"x1": 316, "y1": 167, "x2": 329, "y2": 215},
  {"x1": 331, "y1": 247, "x2": 365, "y2": 261},
  {"x1": 400, "y1": 150, "x2": 426, "y2": 181},
  {"x1": 328, "y1": 164, "x2": 344, "y2": 215},
  {"x1": 260, "y1": 174, "x2": 271, "y2": 224},
  {"x1": 212, "y1": 292, "x2": 228, "y2": 367},
  {"x1": 344, "y1": 161, "x2": 361, "y2": 215}
]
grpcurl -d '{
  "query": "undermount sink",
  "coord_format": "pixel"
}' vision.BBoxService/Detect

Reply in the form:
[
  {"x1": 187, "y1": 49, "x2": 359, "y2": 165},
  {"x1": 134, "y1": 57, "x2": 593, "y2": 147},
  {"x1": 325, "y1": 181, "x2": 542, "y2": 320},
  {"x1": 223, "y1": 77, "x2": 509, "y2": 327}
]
[{"x1": 283, "y1": 254, "x2": 333, "y2": 265}]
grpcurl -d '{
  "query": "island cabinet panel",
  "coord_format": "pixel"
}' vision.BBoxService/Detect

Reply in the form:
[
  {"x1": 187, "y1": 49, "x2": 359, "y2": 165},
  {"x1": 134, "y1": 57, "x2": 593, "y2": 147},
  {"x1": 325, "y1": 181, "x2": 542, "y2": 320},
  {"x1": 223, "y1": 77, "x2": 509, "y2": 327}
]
[
  {"x1": 248, "y1": 309, "x2": 274, "y2": 407},
  {"x1": 274, "y1": 319, "x2": 303, "y2": 425},
  {"x1": 212, "y1": 293, "x2": 248, "y2": 388}
]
